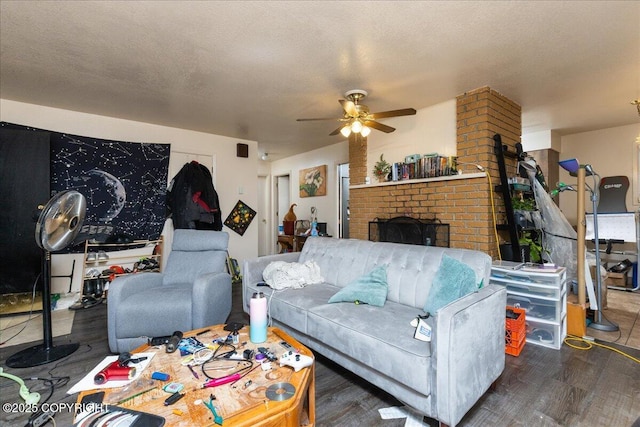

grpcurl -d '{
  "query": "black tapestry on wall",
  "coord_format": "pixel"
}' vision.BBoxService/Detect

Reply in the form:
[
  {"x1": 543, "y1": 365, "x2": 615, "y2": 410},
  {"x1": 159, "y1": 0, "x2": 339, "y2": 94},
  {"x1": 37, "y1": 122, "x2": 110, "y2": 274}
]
[{"x1": 1, "y1": 122, "x2": 170, "y2": 251}]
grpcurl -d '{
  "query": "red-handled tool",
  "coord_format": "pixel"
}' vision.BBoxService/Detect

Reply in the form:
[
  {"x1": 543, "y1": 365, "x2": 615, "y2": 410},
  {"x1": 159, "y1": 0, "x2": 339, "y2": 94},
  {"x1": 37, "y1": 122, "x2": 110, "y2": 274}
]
[{"x1": 203, "y1": 373, "x2": 241, "y2": 388}]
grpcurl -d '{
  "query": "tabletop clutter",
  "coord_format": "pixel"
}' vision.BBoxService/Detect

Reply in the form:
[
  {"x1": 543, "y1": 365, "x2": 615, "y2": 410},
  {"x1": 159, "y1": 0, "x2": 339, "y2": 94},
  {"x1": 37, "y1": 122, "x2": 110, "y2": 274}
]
[{"x1": 71, "y1": 322, "x2": 313, "y2": 426}]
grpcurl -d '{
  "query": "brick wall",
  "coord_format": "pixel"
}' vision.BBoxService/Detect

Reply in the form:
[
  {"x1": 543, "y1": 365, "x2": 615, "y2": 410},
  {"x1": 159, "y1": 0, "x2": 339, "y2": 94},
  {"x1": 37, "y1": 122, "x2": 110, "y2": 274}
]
[{"x1": 350, "y1": 86, "x2": 521, "y2": 256}]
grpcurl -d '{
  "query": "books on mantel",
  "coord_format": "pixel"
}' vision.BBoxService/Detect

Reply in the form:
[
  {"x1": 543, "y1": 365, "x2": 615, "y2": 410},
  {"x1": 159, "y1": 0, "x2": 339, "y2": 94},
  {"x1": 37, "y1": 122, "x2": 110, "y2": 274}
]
[{"x1": 391, "y1": 153, "x2": 457, "y2": 181}]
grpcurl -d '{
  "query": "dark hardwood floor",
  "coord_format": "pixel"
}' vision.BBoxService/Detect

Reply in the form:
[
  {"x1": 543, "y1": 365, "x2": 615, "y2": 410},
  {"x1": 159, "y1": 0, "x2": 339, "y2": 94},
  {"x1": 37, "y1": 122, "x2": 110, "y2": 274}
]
[{"x1": 2, "y1": 283, "x2": 639, "y2": 426}]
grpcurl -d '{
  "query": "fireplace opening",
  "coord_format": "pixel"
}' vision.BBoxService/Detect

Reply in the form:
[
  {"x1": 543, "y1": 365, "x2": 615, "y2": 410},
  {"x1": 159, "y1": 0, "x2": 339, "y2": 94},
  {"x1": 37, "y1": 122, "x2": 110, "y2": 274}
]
[{"x1": 369, "y1": 216, "x2": 450, "y2": 247}]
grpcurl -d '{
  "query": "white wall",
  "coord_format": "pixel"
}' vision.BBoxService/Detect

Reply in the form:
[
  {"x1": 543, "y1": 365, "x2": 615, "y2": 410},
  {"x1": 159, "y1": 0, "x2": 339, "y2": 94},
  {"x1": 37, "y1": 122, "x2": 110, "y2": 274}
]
[
  {"x1": 1, "y1": 99, "x2": 259, "y2": 293},
  {"x1": 268, "y1": 142, "x2": 349, "y2": 249},
  {"x1": 557, "y1": 123, "x2": 640, "y2": 225},
  {"x1": 367, "y1": 99, "x2": 457, "y2": 181}
]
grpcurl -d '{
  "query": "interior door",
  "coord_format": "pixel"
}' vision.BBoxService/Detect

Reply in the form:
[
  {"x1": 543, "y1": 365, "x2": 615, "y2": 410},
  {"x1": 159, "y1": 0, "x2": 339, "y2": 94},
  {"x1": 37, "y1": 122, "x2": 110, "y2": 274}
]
[
  {"x1": 339, "y1": 163, "x2": 350, "y2": 238},
  {"x1": 164, "y1": 152, "x2": 216, "y2": 265},
  {"x1": 258, "y1": 175, "x2": 269, "y2": 256},
  {"x1": 276, "y1": 175, "x2": 290, "y2": 246}
]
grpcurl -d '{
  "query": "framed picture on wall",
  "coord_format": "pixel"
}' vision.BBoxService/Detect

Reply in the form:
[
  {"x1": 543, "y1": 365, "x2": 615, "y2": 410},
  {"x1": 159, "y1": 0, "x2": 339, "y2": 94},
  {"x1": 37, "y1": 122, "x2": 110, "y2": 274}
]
[{"x1": 299, "y1": 165, "x2": 327, "y2": 197}]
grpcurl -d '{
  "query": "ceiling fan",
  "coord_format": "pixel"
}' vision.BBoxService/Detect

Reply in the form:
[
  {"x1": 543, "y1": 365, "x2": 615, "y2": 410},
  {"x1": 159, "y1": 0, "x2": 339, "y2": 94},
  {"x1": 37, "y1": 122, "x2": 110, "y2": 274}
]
[{"x1": 297, "y1": 89, "x2": 416, "y2": 137}]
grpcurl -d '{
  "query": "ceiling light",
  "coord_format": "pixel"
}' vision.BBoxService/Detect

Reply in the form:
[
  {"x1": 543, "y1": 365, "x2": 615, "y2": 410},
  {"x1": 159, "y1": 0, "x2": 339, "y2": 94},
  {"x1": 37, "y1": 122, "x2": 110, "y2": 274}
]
[
  {"x1": 260, "y1": 153, "x2": 268, "y2": 161},
  {"x1": 339, "y1": 120, "x2": 371, "y2": 138}
]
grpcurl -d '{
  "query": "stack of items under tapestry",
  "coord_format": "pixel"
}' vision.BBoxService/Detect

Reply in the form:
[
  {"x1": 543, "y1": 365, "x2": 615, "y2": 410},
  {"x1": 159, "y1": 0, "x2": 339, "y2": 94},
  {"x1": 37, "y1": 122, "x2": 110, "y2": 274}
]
[{"x1": 167, "y1": 161, "x2": 223, "y2": 230}]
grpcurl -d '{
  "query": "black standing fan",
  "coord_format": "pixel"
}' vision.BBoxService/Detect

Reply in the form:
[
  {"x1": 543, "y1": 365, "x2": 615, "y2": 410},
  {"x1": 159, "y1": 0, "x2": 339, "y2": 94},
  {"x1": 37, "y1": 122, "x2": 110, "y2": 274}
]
[{"x1": 6, "y1": 190, "x2": 86, "y2": 368}]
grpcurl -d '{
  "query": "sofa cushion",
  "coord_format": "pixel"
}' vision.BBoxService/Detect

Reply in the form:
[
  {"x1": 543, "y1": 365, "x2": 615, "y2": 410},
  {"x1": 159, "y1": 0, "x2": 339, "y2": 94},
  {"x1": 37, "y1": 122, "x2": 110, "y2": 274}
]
[
  {"x1": 423, "y1": 254, "x2": 478, "y2": 314},
  {"x1": 328, "y1": 264, "x2": 388, "y2": 307},
  {"x1": 307, "y1": 300, "x2": 432, "y2": 394},
  {"x1": 299, "y1": 237, "x2": 492, "y2": 310},
  {"x1": 244, "y1": 281, "x2": 340, "y2": 335}
]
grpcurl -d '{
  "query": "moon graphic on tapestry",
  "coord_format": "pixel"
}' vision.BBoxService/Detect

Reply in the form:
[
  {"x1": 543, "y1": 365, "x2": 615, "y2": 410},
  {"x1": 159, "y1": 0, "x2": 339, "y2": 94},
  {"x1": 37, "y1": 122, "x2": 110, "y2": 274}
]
[{"x1": 85, "y1": 169, "x2": 126, "y2": 222}]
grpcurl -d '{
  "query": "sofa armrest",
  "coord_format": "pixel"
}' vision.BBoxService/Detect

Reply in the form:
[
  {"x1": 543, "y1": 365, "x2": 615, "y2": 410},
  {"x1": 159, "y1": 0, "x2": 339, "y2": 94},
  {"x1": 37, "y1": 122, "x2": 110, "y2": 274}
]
[
  {"x1": 242, "y1": 252, "x2": 301, "y2": 311},
  {"x1": 191, "y1": 272, "x2": 232, "y2": 328},
  {"x1": 434, "y1": 283, "x2": 506, "y2": 426}
]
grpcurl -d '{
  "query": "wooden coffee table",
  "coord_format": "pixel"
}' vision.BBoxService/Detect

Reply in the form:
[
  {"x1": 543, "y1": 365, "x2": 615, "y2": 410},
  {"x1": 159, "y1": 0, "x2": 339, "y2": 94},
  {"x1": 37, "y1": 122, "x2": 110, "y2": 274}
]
[{"x1": 76, "y1": 326, "x2": 315, "y2": 426}]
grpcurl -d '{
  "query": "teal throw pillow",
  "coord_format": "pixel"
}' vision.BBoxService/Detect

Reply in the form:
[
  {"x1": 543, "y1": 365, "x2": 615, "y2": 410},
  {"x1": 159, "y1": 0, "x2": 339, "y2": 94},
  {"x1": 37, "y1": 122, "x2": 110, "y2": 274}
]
[
  {"x1": 328, "y1": 265, "x2": 389, "y2": 307},
  {"x1": 423, "y1": 254, "x2": 478, "y2": 314}
]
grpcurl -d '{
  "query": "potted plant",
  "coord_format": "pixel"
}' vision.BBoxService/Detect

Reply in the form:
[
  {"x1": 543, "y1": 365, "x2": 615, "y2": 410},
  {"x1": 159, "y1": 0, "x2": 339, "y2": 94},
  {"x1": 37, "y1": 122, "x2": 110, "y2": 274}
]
[
  {"x1": 519, "y1": 231, "x2": 547, "y2": 263},
  {"x1": 373, "y1": 154, "x2": 391, "y2": 182}
]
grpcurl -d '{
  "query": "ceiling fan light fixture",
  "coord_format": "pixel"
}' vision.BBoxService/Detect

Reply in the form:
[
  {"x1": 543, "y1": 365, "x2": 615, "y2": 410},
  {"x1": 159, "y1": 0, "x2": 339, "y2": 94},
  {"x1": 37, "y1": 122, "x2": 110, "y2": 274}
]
[
  {"x1": 340, "y1": 126, "x2": 351, "y2": 137},
  {"x1": 351, "y1": 120, "x2": 363, "y2": 134},
  {"x1": 360, "y1": 126, "x2": 371, "y2": 137}
]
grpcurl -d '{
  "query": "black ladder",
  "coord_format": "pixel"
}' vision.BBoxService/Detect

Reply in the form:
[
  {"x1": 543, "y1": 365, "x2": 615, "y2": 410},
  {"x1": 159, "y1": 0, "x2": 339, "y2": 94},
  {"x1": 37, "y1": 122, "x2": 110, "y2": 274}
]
[{"x1": 493, "y1": 134, "x2": 525, "y2": 262}]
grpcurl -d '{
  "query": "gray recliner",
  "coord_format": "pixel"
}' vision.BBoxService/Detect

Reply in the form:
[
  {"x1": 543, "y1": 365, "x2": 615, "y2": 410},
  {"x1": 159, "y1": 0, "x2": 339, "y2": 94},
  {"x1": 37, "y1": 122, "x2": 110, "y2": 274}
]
[{"x1": 107, "y1": 230, "x2": 232, "y2": 353}]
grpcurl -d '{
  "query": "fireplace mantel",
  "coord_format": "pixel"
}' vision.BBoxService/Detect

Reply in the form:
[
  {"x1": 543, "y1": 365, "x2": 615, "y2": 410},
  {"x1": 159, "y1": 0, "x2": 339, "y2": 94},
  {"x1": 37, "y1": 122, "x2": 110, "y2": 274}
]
[{"x1": 349, "y1": 172, "x2": 485, "y2": 189}]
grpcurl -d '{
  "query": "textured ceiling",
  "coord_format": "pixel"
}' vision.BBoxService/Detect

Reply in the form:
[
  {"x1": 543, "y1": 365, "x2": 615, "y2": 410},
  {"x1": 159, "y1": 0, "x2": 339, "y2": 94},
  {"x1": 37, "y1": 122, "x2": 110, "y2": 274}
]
[{"x1": 1, "y1": 1, "x2": 639, "y2": 160}]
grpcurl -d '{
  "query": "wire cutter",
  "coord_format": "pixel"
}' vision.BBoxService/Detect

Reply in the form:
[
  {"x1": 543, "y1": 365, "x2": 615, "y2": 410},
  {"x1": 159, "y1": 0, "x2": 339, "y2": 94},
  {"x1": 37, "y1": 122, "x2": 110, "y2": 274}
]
[{"x1": 203, "y1": 394, "x2": 223, "y2": 425}]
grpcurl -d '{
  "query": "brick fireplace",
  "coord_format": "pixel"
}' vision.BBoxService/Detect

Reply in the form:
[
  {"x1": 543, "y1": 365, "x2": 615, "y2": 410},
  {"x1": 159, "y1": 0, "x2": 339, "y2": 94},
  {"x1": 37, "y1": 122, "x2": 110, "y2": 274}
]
[{"x1": 349, "y1": 86, "x2": 521, "y2": 258}]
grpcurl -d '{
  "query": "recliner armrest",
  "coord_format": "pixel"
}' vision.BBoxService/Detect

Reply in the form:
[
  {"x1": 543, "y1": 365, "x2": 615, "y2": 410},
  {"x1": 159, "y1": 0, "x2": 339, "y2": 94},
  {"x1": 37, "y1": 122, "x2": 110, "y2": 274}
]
[
  {"x1": 108, "y1": 272, "x2": 165, "y2": 302},
  {"x1": 107, "y1": 273, "x2": 165, "y2": 354},
  {"x1": 191, "y1": 271, "x2": 232, "y2": 328}
]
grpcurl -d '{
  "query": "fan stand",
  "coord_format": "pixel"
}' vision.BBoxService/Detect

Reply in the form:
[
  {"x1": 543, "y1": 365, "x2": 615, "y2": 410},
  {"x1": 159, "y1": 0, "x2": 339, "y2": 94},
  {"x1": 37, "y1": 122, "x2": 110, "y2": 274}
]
[{"x1": 6, "y1": 252, "x2": 79, "y2": 368}]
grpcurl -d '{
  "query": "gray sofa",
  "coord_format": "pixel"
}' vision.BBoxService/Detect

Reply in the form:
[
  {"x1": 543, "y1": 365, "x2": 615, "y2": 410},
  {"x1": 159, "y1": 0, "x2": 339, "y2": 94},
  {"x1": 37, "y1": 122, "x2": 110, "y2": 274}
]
[{"x1": 243, "y1": 237, "x2": 506, "y2": 427}]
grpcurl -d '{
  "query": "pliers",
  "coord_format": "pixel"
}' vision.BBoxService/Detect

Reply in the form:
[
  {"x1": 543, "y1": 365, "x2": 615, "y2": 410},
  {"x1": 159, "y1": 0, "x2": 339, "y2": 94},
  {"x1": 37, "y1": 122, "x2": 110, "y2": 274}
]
[{"x1": 203, "y1": 393, "x2": 223, "y2": 425}]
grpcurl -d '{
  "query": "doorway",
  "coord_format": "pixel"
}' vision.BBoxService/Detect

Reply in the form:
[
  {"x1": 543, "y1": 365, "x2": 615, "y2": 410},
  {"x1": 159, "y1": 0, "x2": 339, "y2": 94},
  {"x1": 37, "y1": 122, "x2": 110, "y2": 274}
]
[
  {"x1": 275, "y1": 174, "x2": 290, "y2": 251},
  {"x1": 338, "y1": 163, "x2": 349, "y2": 238},
  {"x1": 258, "y1": 175, "x2": 269, "y2": 256}
]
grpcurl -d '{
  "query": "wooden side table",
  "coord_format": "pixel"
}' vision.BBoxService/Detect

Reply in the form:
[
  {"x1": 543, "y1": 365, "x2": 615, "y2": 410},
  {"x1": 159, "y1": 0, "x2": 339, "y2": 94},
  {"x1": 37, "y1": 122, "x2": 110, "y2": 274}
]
[
  {"x1": 277, "y1": 235, "x2": 296, "y2": 253},
  {"x1": 277, "y1": 235, "x2": 309, "y2": 253},
  {"x1": 76, "y1": 326, "x2": 315, "y2": 427}
]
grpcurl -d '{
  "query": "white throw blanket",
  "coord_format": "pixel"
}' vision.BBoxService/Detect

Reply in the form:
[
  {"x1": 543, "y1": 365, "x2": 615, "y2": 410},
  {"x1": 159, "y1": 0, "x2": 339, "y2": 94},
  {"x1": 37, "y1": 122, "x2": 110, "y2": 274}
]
[{"x1": 262, "y1": 260, "x2": 324, "y2": 290}]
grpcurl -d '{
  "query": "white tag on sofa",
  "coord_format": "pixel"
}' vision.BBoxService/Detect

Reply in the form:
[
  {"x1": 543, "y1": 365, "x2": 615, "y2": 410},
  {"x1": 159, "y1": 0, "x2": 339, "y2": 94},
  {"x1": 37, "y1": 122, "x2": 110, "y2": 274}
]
[{"x1": 414, "y1": 317, "x2": 432, "y2": 342}]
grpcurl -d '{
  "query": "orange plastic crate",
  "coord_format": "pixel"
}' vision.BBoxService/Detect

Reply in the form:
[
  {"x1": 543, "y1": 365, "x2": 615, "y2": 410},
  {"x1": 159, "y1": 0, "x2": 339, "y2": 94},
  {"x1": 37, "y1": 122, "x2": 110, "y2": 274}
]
[
  {"x1": 505, "y1": 306, "x2": 526, "y2": 356},
  {"x1": 506, "y1": 306, "x2": 525, "y2": 331},
  {"x1": 505, "y1": 334, "x2": 525, "y2": 356},
  {"x1": 505, "y1": 326, "x2": 526, "y2": 347}
]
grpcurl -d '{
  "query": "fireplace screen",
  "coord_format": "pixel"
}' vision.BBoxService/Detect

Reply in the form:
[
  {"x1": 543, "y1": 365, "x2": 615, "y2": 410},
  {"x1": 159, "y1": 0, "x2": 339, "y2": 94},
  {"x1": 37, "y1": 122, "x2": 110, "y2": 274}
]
[{"x1": 369, "y1": 216, "x2": 449, "y2": 247}]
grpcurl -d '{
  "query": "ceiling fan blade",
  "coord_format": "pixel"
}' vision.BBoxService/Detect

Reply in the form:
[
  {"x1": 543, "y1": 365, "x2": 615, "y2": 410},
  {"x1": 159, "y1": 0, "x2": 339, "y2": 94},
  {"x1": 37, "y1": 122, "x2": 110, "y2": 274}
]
[
  {"x1": 339, "y1": 99, "x2": 359, "y2": 117},
  {"x1": 364, "y1": 120, "x2": 396, "y2": 133},
  {"x1": 369, "y1": 108, "x2": 417, "y2": 119},
  {"x1": 297, "y1": 117, "x2": 341, "y2": 122},
  {"x1": 329, "y1": 125, "x2": 346, "y2": 136}
]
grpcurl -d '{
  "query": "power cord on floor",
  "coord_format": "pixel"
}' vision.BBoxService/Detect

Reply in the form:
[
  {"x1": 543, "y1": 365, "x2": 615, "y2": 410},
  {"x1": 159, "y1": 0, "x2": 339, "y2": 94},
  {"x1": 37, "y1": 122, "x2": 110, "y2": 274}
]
[{"x1": 563, "y1": 335, "x2": 640, "y2": 364}]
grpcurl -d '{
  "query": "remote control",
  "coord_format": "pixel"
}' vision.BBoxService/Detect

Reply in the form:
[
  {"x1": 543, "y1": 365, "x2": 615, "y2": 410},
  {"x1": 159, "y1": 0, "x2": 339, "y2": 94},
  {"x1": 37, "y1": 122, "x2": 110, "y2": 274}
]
[
  {"x1": 280, "y1": 351, "x2": 313, "y2": 372},
  {"x1": 280, "y1": 340, "x2": 294, "y2": 351}
]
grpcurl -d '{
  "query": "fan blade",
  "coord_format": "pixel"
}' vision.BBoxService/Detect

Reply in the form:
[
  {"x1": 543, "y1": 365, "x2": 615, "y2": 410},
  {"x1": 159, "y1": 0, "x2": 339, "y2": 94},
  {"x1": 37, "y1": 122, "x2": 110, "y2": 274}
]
[
  {"x1": 364, "y1": 120, "x2": 395, "y2": 133},
  {"x1": 329, "y1": 125, "x2": 346, "y2": 136},
  {"x1": 297, "y1": 117, "x2": 341, "y2": 122},
  {"x1": 369, "y1": 108, "x2": 417, "y2": 119},
  {"x1": 339, "y1": 99, "x2": 358, "y2": 117}
]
